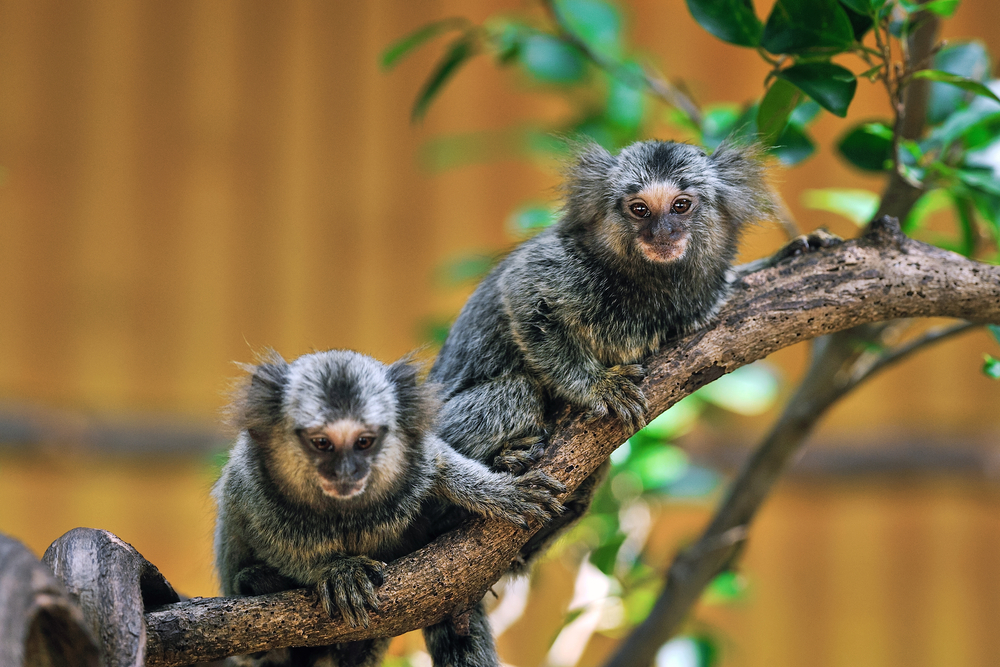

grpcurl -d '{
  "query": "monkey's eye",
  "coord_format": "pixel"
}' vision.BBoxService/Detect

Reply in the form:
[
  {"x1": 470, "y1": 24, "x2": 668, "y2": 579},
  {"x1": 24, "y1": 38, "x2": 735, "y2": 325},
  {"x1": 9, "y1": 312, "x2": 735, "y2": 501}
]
[
  {"x1": 310, "y1": 437, "x2": 334, "y2": 451},
  {"x1": 628, "y1": 202, "x2": 651, "y2": 218},
  {"x1": 671, "y1": 198, "x2": 692, "y2": 214},
  {"x1": 355, "y1": 436, "x2": 375, "y2": 450}
]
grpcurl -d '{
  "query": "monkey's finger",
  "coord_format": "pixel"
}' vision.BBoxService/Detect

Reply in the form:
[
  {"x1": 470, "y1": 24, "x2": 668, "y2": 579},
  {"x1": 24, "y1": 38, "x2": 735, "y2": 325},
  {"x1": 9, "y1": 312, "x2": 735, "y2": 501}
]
[
  {"x1": 345, "y1": 580, "x2": 377, "y2": 620},
  {"x1": 333, "y1": 581, "x2": 366, "y2": 628},
  {"x1": 317, "y1": 581, "x2": 337, "y2": 619},
  {"x1": 520, "y1": 469, "x2": 567, "y2": 494}
]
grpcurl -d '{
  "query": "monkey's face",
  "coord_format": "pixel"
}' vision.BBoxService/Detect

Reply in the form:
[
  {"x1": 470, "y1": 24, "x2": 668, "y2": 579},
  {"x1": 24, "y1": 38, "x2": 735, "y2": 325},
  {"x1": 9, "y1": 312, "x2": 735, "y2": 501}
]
[
  {"x1": 295, "y1": 419, "x2": 386, "y2": 499},
  {"x1": 621, "y1": 183, "x2": 699, "y2": 263}
]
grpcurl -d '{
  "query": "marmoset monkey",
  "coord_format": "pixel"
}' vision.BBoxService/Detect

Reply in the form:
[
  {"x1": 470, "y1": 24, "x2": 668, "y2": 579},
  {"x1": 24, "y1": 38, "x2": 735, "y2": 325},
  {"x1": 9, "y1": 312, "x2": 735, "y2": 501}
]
[
  {"x1": 214, "y1": 349, "x2": 563, "y2": 667},
  {"x1": 429, "y1": 139, "x2": 777, "y2": 564}
]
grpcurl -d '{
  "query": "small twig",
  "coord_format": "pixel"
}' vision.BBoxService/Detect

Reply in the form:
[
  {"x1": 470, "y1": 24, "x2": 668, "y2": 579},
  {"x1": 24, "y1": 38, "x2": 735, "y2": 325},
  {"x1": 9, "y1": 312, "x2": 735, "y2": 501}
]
[
  {"x1": 538, "y1": 0, "x2": 703, "y2": 127},
  {"x1": 844, "y1": 321, "x2": 979, "y2": 391}
]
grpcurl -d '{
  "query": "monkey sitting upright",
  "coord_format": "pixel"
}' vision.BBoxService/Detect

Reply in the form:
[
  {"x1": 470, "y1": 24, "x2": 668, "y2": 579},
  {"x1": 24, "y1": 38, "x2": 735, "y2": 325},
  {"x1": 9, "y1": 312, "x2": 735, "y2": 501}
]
[
  {"x1": 214, "y1": 349, "x2": 564, "y2": 667},
  {"x1": 429, "y1": 139, "x2": 777, "y2": 564}
]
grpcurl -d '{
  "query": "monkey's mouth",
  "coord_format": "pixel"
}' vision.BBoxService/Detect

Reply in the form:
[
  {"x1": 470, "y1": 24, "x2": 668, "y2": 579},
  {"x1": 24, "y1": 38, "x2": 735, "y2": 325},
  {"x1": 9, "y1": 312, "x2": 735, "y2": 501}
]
[
  {"x1": 638, "y1": 233, "x2": 688, "y2": 263},
  {"x1": 318, "y1": 475, "x2": 368, "y2": 499}
]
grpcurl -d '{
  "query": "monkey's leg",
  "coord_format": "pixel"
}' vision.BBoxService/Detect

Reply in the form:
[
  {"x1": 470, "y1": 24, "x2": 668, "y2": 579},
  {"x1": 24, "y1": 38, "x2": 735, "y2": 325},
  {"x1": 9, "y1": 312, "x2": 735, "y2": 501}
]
[
  {"x1": 733, "y1": 229, "x2": 843, "y2": 277},
  {"x1": 303, "y1": 637, "x2": 390, "y2": 667},
  {"x1": 437, "y1": 374, "x2": 547, "y2": 473},
  {"x1": 423, "y1": 601, "x2": 500, "y2": 667},
  {"x1": 233, "y1": 564, "x2": 297, "y2": 597},
  {"x1": 515, "y1": 461, "x2": 610, "y2": 572}
]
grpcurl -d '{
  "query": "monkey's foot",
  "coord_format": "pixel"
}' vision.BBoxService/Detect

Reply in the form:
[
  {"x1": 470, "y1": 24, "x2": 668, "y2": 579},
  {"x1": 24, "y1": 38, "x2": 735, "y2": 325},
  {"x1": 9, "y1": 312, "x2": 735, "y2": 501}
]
[
  {"x1": 492, "y1": 432, "x2": 547, "y2": 475},
  {"x1": 488, "y1": 469, "x2": 566, "y2": 529},
  {"x1": 776, "y1": 229, "x2": 842, "y2": 260},
  {"x1": 318, "y1": 556, "x2": 386, "y2": 628},
  {"x1": 587, "y1": 364, "x2": 648, "y2": 431}
]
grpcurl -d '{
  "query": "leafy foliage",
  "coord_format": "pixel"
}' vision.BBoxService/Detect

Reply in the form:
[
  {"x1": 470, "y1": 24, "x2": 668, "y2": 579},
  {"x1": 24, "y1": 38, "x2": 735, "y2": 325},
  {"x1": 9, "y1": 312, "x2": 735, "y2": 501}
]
[{"x1": 381, "y1": 0, "x2": 999, "y2": 661}]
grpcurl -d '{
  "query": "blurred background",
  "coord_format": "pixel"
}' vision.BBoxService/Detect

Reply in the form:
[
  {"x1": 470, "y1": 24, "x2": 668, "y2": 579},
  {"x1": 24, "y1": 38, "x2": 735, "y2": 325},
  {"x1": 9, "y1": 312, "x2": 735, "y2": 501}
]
[{"x1": 0, "y1": 1, "x2": 998, "y2": 666}]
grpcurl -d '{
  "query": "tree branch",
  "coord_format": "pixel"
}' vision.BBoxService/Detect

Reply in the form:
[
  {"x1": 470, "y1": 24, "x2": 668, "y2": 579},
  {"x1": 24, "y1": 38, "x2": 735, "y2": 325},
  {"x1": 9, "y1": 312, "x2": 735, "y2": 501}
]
[{"x1": 143, "y1": 218, "x2": 1000, "y2": 666}]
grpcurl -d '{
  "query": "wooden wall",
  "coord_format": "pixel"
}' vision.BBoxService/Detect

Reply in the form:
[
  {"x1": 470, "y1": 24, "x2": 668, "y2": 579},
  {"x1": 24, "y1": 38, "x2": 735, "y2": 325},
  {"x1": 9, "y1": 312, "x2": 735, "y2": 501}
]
[{"x1": 0, "y1": 0, "x2": 997, "y2": 437}]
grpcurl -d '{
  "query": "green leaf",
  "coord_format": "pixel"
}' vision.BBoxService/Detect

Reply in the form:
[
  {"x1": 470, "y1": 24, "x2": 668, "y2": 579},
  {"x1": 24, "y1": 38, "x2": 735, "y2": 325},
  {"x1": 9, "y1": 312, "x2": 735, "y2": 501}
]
[
  {"x1": 802, "y1": 188, "x2": 880, "y2": 225},
  {"x1": 901, "y1": 0, "x2": 961, "y2": 17},
  {"x1": 436, "y1": 254, "x2": 495, "y2": 285},
  {"x1": 838, "y1": 0, "x2": 871, "y2": 13},
  {"x1": 520, "y1": 33, "x2": 586, "y2": 82},
  {"x1": 704, "y1": 570, "x2": 749, "y2": 603},
  {"x1": 761, "y1": 0, "x2": 855, "y2": 55},
  {"x1": 606, "y1": 64, "x2": 646, "y2": 131},
  {"x1": 422, "y1": 319, "x2": 452, "y2": 346},
  {"x1": 559, "y1": 0, "x2": 623, "y2": 58},
  {"x1": 912, "y1": 70, "x2": 1000, "y2": 105},
  {"x1": 589, "y1": 532, "x2": 627, "y2": 574},
  {"x1": 904, "y1": 188, "x2": 952, "y2": 232},
  {"x1": 984, "y1": 354, "x2": 1000, "y2": 379},
  {"x1": 412, "y1": 36, "x2": 477, "y2": 121},
  {"x1": 838, "y1": 120, "x2": 893, "y2": 171},
  {"x1": 701, "y1": 104, "x2": 743, "y2": 150},
  {"x1": 776, "y1": 62, "x2": 857, "y2": 117},
  {"x1": 685, "y1": 0, "x2": 763, "y2": 47},
  {"x1": 839, "y1": 1, "x2": 875, "y2": 41},
  {"x1": 507, "y1": 205, "x2": 559, "y2": 234},
  {"x1": 758, "y1": 78, "x2": 801, "y2": 144},
  {"x1": 958, "y1": 168, "x2": 1000, "y2": 196},
  {"x1": 632, "y1": 446, "x2": 689, "y2": 490},
  {"x1": 641, "y1": 396, "x2": 704, "y2": 440},
  {"x1": 771, "y1": 122, "x2": 816, "y2": 165},
  {"x1": 695, "y1": 363, "x2": 780, "y2": 415},
  {"x1": 789, "y1": 98, "x2": 822, "y2": 125},
  {"x1": 381, "y1": 17, "x2": 469, "y2": 70},
  {"x1": 926, "y1": 42, "x2": 991, "y2": 125},
  {"x1": 988, "y1": 324, "x2": 1000, "y2": 345}
]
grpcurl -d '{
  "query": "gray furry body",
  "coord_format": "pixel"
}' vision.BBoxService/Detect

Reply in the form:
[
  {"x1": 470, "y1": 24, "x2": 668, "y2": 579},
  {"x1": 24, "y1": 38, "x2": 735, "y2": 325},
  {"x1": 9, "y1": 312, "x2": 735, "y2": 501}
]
[
  {"x1": 214, "y1": 349, "x2": 562, "y2": 667},
  {"x1": 430, "y1": 140, "x2": 775, "y2": 563}
]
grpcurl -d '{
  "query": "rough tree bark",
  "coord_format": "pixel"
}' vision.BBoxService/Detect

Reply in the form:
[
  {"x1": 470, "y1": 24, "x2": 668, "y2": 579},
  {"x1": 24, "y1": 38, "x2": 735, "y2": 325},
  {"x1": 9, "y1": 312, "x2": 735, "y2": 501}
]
[
  {"x1": 42, "y1": 528, "x2": 181, "y2": 667},
  {"x1": 139, "y1": 218, "x2": 1000, "y2": 666}
]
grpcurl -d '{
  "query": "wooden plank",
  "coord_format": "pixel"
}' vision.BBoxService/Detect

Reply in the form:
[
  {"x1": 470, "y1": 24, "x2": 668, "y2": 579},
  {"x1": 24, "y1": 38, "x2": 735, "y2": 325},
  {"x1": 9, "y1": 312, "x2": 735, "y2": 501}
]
[
  {"x1": 0, "y1": 532, "x2": 99, "y2": 667},
  {"x1": 42, "y1": 528, "x2": 180, "y2": 667}
]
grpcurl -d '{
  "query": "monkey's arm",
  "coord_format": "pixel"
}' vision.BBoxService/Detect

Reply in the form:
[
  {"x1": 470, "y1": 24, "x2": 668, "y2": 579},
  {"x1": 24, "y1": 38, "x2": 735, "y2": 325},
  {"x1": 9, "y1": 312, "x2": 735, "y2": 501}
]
[
  {"x1": 429, "y1": 436, "x2": 565, "y2": 528},
  {"x1": 216, "y1": 501, "x2": 296, "y2": 597},
  {"x1": 504, "y1": 283, "x2": 647, "y2": 429}
]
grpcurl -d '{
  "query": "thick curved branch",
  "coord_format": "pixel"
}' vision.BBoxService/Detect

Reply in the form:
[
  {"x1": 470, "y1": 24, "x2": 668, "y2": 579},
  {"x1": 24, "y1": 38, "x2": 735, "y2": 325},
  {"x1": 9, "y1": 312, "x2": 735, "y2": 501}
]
[{"x1": 144, "y1": 218, "x2": 1000, "y2": 666}]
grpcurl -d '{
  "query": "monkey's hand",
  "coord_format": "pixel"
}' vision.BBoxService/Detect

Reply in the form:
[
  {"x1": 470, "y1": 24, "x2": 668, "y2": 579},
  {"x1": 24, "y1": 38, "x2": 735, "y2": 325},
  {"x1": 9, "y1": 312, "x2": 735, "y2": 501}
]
[
  {"x1": 586, "y1": 364, "x2": 647, "y2": 431},
  {"x1": 317, "y1": 556, "x2": 386, "y2": 628},
  {"x1": 493, "y1": 431, "x2": 548, "y2": 475},
  {"x1": 485, "y1": 469, "x2": 566, "y2": 529}
]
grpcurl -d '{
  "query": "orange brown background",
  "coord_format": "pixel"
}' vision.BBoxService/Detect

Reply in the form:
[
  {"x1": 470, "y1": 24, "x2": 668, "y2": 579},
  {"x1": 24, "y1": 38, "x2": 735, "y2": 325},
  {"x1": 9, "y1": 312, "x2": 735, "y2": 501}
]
[{"x1": 1, "y1": 1, "x2": 999, "y2": 666}]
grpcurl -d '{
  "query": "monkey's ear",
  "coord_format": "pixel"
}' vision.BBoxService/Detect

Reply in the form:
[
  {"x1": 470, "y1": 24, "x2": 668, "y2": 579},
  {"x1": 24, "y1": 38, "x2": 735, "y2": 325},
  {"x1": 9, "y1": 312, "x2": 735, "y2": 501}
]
[
  {"x1": 562, "y1": 141, "x2": 617, "y2": 229},
  {"x1": 387, "y1": 355, "x2": 437, "y2": 438},
  {"x1": 709, "y1": 140, "x2": 777, "y2": 227},
  {"x1": 228, "y1": 349, "x2": 290, "y2": 436}
]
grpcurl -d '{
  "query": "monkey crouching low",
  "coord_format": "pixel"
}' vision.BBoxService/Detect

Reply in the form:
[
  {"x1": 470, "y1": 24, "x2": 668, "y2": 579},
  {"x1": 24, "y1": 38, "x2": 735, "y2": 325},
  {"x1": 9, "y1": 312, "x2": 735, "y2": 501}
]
[
  {"x1": 213, "y1": 349, "x2": 564, "y2": 667},
  {"x1": 429, "y1": 138, "x2": 778, "y2": 567}
]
